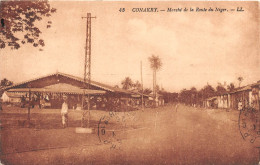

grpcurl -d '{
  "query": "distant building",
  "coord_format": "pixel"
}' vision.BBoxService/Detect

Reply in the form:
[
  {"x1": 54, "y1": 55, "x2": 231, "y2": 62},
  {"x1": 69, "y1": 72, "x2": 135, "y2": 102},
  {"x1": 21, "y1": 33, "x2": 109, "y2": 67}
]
[
  {"x1": 1, "y1": 91, "x2": 24, "y2": 103},
  {"x1": 203, "y1": 81, "x2": 260, "y2": 110},
  {"x1": 203, "y1": 96, "x2": 218, "y2": 108}
]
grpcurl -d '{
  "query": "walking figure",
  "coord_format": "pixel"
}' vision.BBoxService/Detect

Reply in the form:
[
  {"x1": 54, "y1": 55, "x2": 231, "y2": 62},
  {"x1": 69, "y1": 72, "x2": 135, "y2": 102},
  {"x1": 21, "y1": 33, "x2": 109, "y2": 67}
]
[
  {"x1": 238, "y1": 99, "x2": 243, "y2": 111},
  {"x1": 61, "y1": 95, "x2": 69, "y2": 128},
  {"x1": 175, "y1": 103, "x2": 179, "y2": 112}
]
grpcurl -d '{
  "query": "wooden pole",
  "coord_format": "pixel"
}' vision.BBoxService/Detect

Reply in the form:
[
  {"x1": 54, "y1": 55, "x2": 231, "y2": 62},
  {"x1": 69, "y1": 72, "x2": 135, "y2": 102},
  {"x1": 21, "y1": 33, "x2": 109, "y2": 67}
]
[
  {"x1": 141, "y1": 61, "x2": 144, "y2": 111},
  {"x1": 27, "y1": 87, "x2": 31, "y2": 127}
]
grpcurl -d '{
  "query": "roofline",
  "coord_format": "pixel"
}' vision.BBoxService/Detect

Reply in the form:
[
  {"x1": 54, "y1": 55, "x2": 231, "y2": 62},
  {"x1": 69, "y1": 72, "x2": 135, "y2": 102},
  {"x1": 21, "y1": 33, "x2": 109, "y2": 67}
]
[
  {"x1": 3, "y1": 72, "x2": 133, "y2": 95},
  {"x1": 3, "y1": 72, "x2": 59, "y2": 90},
  {"x1": 7, "y1": 88, "x2": 106, "y2": 95},
  {"x1": 55, "y1": 72, "x2": 115, "y2": 92}
]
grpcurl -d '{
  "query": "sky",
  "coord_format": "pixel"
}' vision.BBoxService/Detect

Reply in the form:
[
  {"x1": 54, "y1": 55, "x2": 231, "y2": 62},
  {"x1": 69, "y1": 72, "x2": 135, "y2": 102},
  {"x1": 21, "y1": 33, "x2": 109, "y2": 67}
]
[{"x1": 0, "y1": 1, "x2": 259, "y2": 92}]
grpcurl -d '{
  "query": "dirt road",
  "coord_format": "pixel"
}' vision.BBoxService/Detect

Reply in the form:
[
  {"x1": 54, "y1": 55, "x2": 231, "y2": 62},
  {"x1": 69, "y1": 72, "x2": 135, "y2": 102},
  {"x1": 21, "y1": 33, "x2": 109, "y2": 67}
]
[{"x1": 0, "y1": 105, "x2": 259, "y2": 164}]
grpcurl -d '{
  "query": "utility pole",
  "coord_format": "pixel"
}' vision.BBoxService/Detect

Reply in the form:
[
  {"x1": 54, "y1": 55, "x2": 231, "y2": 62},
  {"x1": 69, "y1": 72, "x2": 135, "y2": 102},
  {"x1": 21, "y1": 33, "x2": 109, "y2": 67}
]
[
  {"x1": 153, "y1": 69, "x2": 156, "y2": 107},
  {"x1": 141, "y1": 61, "x2": 144, "y2": 111},
  {"x1": 81, "y1": 13, "x2": 96, "y2": 128},
  {"x1": 27, "y1": 84, "x2": 31, "y2": 128}
]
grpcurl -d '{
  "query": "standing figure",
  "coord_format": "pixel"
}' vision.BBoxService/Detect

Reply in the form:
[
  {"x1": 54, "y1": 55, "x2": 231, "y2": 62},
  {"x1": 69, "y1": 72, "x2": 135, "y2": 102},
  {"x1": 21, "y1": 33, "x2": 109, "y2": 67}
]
[
  {"x1": 238, "y1": 99, "x2": 243, "y2": 111},
  {"x1": 21, "y1": 95, "x2": 26, "y2": 108},
  {"x1": 61, "y1": 96, "x2": 69, "y2": 128},
  {"x1": 175, "y1": 103, "x2": 179, "y2": 112},
  {"x1": 31, "y1": 96, "x2": 35, "y2": 108}
]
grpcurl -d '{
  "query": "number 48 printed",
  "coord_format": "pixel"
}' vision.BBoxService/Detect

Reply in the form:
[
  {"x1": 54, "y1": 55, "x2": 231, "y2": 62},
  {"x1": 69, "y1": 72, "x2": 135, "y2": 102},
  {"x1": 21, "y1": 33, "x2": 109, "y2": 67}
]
[{"x1": 119, "y1": 8, "x2": 125, "y2": 12}]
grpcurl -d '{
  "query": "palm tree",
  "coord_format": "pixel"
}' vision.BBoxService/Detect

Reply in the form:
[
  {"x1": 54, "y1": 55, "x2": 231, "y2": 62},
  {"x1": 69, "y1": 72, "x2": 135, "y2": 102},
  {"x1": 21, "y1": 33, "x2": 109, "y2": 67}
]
[
  {"x1": 121, "y1": 77, "x2": 133, "y2": 90},
  {"x1": 148, "y1": 55, "x2": 162, "y2": 105},
  {"x1": 237, "y1": 77, "x2": 243, "y2": 87},
  {"x1": 133, "y1": 80, "x2": 142, "y2": 91}
]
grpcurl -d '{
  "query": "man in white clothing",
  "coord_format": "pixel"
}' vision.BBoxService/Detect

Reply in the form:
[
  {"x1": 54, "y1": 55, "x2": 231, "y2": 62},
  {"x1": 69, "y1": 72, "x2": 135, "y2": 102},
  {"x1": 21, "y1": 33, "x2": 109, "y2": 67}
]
[
  {"x1": 61, "y1": 95, "x2": 69, "y2": 128},
  {"x1": 238, "y1": 99, "x2": 243, "y2": 111}
]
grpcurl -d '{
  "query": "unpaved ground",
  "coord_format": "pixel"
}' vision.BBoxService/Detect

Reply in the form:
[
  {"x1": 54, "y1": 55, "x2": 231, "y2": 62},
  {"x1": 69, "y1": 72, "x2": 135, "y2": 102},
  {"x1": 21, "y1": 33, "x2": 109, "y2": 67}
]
[{"x1": 0, "y1": 104, "x2": 259, "y2": 165}]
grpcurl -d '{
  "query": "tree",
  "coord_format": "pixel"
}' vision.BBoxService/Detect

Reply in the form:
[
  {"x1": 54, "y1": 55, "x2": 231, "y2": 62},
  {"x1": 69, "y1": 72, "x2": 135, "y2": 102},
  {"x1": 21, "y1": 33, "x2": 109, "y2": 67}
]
[
  {"x1": 148, "y1": 55, "x2": 162, "y2": 100},
  {"x1": 179, "y1": 88, "x2": 188, "y2": 105},
  {"x1": 190, "y1": 87, "x2": 197, "y2": 92},
  {"x1": 143, "y1": 88, "x2": 152, "y2": 95},
  {"x1": 216, "y1": 83, "x2": 227, "y2": 95},
  {"x1": 200, "y1": 84, "x2": 216, "y2": 99},
  {"x1": 227, "y1": 83, "x2": 235, "y2": 92},
  {"x1": 237, "y1": 77, "x2": 244, "y2": 87},
  {"x1": 121, "y1": 77, "x2": 133, "y2": 90},
  {"x1": 133, "y1": 80, "x2": 142, "y2": 91},
  {"x1": 190, "y1": 87, "x2": 198, "y2": 105},
  {"x1": 178, "y1": 87, "x2": 198, "y2": 106},
  {"x1": 0, "y1": 1, "x2": 56, "y2": 50},
  {"x1": 0, "y1": 78, "x2": 13, "y2": 87},
  {"x1": 159, "y1": 91, "x2": 178, "y2": 103}
]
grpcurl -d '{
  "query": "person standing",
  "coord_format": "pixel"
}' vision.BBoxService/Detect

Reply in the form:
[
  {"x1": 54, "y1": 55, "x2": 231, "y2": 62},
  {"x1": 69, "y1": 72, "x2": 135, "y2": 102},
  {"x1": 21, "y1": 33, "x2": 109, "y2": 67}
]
[
  {"x1": 61, "y1": 96, "x2": 69, "y2": 128},
  {"x1": 175, "y1": 102, "x2": 179, "y2": 112},
  {"x1": 31, "y1": 96, "x2": 35, "y2": 108},
  {"x1": 238, "y1": 99, "x2": 243, "y2": 111},
  {"x1": 21, "y1": 95, "x2": 26, "y2": 108}
]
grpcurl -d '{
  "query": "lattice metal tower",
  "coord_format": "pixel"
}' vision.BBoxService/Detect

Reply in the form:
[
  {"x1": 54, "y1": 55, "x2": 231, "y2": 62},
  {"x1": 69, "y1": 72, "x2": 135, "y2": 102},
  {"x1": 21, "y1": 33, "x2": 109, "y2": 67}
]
[{"x1": 82, "y1": 13, "x2": 96, "y2": 127}]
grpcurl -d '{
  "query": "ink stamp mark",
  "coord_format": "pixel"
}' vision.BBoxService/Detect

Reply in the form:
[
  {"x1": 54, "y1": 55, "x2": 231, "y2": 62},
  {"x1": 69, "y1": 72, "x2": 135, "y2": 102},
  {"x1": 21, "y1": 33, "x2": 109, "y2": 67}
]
[
  {"x1": 97, "y1": 111, "x2": 138, "y2": 150},
  {"x1": 238, "y1": 107, "x2": 260, "y2": 146}
]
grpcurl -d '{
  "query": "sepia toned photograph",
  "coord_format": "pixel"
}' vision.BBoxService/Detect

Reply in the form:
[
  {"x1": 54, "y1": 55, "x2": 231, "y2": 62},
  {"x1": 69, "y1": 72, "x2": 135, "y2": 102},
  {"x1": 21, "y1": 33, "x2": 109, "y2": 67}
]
[{"x1": 0, "y1": 1, "x2": 259, "y2": 164}]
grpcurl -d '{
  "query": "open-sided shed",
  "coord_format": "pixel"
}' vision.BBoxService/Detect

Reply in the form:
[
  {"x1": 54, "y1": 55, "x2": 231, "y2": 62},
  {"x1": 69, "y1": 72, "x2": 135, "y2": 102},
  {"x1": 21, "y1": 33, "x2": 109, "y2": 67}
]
[{"x1": 3, "y1": 72, "x2": 146, "y2": 110}]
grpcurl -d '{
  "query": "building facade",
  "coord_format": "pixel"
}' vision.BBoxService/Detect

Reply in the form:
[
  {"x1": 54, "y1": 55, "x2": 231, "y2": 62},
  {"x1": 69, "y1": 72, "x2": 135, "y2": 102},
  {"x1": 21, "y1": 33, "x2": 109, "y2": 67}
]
[{"x1": 203, "y1": 81, "x2": 260, "y2": 110}]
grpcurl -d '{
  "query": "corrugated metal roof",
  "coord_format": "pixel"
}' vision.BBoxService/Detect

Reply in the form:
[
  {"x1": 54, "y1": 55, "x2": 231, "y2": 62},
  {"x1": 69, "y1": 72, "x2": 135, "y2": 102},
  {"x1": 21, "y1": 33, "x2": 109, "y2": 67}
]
[
  {"x1": 4, "y1": 92, "x2": 25, "y2": 98},
  {"x1": 229, "y1": 85, "x2": 252, "y2": 94},
  {"x1": 8, "y1": 88, "x2": 106, "y2": 95},
  {"x1": 251, "y1": 81, "x2": 260, "y2": 87},
  {"x1": 3, "y1": 72, "x2": 133, "y2": 95}
]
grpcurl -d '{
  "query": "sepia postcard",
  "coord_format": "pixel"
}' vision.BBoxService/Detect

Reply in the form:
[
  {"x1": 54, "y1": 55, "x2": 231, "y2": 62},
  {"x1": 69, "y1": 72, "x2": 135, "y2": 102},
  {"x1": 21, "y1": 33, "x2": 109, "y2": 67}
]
[{"x1": 0, "y1": 1, "x2": 259, "y2": 164}]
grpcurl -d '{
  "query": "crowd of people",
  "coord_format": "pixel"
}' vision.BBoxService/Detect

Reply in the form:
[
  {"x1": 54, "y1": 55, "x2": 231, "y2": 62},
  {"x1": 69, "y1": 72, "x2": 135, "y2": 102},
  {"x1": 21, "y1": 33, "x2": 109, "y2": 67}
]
[{"x1": 20, "y1": 95, "x2": 50, "y2": 109}]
